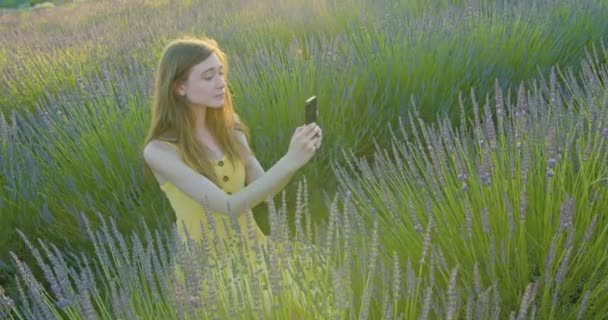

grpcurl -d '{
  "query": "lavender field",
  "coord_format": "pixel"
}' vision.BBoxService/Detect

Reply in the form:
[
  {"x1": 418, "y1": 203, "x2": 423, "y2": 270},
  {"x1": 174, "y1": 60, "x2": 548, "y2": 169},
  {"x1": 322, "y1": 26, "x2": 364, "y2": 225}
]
[{"x1": 1, "y1": 0, "x2": 608, "y2": 318}]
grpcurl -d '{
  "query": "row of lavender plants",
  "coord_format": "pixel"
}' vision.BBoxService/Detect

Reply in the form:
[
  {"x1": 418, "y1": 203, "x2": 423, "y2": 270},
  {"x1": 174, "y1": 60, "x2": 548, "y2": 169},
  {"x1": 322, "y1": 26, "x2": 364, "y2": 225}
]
[
  {"x1": 2, "y1": 0, "x2": 607, "y2": 294},
  {"x1": 1, "y1": 46, "x2": 607, "y2": 318},
  {"x1": 330, "y1": 57, "x2": 608, "y2": 317}
]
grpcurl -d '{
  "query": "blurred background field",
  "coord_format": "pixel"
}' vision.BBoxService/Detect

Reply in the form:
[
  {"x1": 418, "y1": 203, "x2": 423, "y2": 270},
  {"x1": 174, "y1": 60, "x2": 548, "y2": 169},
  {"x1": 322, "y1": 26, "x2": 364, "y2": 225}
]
[{"x1": 1, "y1": 0, "x2": 608, "y2": 318}]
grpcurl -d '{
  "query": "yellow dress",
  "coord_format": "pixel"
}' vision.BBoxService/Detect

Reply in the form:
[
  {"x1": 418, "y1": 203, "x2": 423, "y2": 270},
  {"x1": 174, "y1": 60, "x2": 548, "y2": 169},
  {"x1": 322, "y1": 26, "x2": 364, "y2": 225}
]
[{"x1": 159, "y1": 142, "x2": 307, "y2": 318}]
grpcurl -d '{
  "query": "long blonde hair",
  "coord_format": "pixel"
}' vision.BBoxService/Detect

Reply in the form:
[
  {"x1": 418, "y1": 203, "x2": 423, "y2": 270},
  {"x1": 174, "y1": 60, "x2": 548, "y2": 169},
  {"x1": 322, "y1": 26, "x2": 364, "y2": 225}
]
[{"x1": 142, "y1": 36, "x2": 253, "y2": 186}]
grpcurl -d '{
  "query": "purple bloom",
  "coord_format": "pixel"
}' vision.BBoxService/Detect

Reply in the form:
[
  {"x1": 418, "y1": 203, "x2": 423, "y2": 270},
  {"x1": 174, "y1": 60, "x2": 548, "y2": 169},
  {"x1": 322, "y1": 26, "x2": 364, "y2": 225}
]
[
  {"x1": 0, "y1": 286, "x2": 15, "y2": 311},
  {"x1": 602, "y1": 128, "x2": 608, "y2": 138},
  {"x1": 548, "y1": 158, "x2": 557, "y2": 168},
  {"x1": 56, "y1": 298, "x2": 71, "y2": 309},
  {"x1": 480, "y1": 173, "x2": 491, "y2": 185}
]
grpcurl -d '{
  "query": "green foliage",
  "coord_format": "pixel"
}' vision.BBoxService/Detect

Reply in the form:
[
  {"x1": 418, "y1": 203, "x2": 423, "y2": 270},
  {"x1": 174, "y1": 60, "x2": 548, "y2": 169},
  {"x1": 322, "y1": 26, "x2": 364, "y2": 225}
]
[
  {"x1": 0, "y1": 0, "x2": 56, "y2": 8},
  {"x1": 0, "y1": 0, "x2": 17, "y2": 8}
]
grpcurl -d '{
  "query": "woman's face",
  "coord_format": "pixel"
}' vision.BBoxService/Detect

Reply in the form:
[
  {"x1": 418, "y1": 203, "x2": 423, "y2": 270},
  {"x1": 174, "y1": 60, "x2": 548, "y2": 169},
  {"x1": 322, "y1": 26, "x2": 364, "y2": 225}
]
[{"x1": 176, "y1": 52, "x2": 226, "y2": 108}]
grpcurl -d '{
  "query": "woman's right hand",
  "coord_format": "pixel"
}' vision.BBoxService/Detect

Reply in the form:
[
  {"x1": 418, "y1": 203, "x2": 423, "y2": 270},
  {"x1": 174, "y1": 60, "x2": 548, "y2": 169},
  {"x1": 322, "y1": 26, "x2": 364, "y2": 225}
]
[{"x1": 285, "y1": 122, "x2": 323, "y2": 170}]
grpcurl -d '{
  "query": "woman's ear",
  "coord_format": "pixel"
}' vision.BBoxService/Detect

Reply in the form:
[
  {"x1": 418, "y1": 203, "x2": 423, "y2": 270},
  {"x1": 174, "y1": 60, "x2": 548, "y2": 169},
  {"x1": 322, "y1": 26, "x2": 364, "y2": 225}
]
[{"x1": 173, "y1": 82, "x2": 186, "y2": 97}]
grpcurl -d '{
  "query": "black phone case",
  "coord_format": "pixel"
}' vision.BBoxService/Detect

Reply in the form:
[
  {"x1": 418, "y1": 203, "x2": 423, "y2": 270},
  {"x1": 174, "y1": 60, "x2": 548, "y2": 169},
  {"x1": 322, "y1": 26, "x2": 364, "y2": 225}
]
[{"x1": 305, "y1": 96, "x2": 317, "y2": 124}]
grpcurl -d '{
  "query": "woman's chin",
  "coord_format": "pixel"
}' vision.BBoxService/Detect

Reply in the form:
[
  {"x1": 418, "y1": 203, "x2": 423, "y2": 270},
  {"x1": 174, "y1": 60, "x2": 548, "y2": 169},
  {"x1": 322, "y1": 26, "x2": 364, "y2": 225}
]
[{"x1": 204, "y1": 102, "x2": 224, "y2": 108}]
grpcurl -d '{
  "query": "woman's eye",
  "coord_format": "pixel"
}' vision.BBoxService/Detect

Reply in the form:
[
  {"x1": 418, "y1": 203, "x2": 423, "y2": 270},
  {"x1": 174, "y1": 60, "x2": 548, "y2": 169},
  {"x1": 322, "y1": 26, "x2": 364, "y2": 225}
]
[{"x1": 203, "y1": 72, "x2": 223, "y2": 80}]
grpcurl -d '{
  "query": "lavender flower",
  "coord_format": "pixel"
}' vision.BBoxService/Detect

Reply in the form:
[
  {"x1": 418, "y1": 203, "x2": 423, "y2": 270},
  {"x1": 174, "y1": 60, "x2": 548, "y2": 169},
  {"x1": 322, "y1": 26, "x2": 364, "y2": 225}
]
[
  {"x1": 544, "y1": 233, "x2": 558, "y2": 286},
  {"x1": 480, "y1": 172, "x2": 491, "y2": 186},
  {"x1": 295, "y1": 180, "x2": 305, "y2": 242},
  {"x1": 169, "y1": 276, "x2": 187, "y2": 318},
  {"x1": 446, "y1": 266, "x2": 459, "y2": 320},
  {"x1": 492, "y1": 284, "x2": 501, "y2": 319},
  {"x1": 582, "y1": 215, "x2": 599, "y2": 244},
  {"x1": 419, "y1": 285, "x2": 433, "y2": 320},
  {"x1": 408, "y1": 198, "x2": 422, "y2": 233},
  {"x1": 483, "y1": 98, "x2": 497, "y2": 150},
  {"x1": 109, "y1": 280, "x2": 122, "y2": 318},
  {"x1": 481, "y1": 207, "x2": 490, "y2": 234},
  {"x1": 464, "y1": 200, "x2": 473, "y2": 238},
  {"x1": 504, "y1": 193, "x2": 514, "y2": 238},
  {"x1": 248, "y1": 266, "x2": 264, "y2": 319},
  {"x1": 576, "y1": 290, "x2": 591, "y2": 320},
  {"x1": 0, "y1": 286, "x2": 15, "y2": 315},
  {"x1": 359, "y1": 219, "x2": 379, "y2": 320},
  {"x1": 473, "y1": 263, "x2": 481, "y2": 295},
  {"x1": 406, "y1": 259, "x2": 415, "y2": 298},
  {"x1": 419, "y1": 215, "x2": 434, "y2": 266},
  {"x1": 554, "y1": 247, "x2": 573, "y2": 285},
  {"x1": 549, "y1": 68, "x2": 563, "y2": 110},
  {"x1": 475, "y1": 287, "x2": 490, "y2": 319},
  {"x1": 14, "y1": 277, "x2": 32, "y2": 317},
  {"x1": 331, "y1": 266, "x2": 348, "y2": 311},
  {"x1": 465, "y1": 290, "x2": 475, "y2": 320},
  {"x1": 392, "y1": 251, "x2": 401, "y2": 302},
  {"x1": 558, "y1": 196, "x2": 574, "y2": 232},
  {"x1": 434, "y1": 247, "x2": 448, "y2": 273},
  {"x1": 47, "y1": 243, "x2": 77, "y2": 302},
  {"x1": 380, "y1": 283, "x2": 392, "y2": 320},
  {"x1": 10, "y1": 252, "x2": 55, "y2": 319},
  {"x1": 519, "y1": 187, "x2": 528, "y2": 222},
  {"x1": 420, "y1": 252, "x2": 435, "y2": 320},
  {"x1": 489, "y1": 237, "x2": 496, "y2": 269},
  {"x1": 324, "y1": 194, "x2": 338, "y2": 255},
  {"x1": 267, "y1": 241, "x2": 282, "y2": 298},
  {"x1": 143, "y1": 243, "x2": 159, "y2": 296},
  {"x1": 16, "y1": 229, "x2": 65, "y2": 303},
  {"x1": 109, "y1": 217, "x2": 132, "y2": 267},
  {"x1": 516, "y1": 282, "x2": 538, "y2": 320},
  {"x1": 0, "y1": 113, "x2": 8, "y2": 145}
]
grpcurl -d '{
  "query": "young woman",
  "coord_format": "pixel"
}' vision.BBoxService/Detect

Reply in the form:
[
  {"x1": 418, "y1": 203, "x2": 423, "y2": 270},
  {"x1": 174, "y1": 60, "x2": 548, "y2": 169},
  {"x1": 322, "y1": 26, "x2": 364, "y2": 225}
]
[{"x1": 142, "y1": 36, "x2": 322, "y2": 317}]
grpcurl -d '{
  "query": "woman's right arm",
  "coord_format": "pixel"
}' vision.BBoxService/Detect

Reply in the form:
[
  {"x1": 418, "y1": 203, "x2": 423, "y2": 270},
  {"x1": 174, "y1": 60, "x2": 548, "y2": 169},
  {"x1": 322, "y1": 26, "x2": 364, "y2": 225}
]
[{"x1": 143, "y1": 123, "x2": 321, "y2": 217}]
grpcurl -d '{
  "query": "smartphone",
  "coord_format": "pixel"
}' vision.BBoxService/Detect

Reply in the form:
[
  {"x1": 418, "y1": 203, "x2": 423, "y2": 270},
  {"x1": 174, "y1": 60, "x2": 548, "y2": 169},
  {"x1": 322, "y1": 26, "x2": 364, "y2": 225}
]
[{"x1": 305, "y1": 96, "x2": 318, "y2": 125}]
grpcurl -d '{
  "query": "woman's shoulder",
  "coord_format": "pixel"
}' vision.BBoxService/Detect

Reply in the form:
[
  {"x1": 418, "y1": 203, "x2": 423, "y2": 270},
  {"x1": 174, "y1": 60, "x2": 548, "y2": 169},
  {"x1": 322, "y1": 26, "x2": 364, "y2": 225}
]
[{"x1": 143, "y1": 138, "x2": 179, "y2": 160}]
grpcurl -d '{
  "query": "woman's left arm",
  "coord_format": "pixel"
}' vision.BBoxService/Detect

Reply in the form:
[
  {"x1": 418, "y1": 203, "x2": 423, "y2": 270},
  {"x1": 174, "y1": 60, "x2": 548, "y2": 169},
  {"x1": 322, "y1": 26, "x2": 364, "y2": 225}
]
[
  {"x1": 245, "y1": 157, "x2": 265, "y2": 185},
  {"x1": 234, "y1": 130, "x2": 266, "y2": 184}
]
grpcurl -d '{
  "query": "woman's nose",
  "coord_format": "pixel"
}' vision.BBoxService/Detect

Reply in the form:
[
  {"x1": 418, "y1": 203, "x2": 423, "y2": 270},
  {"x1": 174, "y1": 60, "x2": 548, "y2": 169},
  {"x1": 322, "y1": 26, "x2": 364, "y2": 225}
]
[{"x1": 217, "y1": 76, "x2": 226, "y2": 88}]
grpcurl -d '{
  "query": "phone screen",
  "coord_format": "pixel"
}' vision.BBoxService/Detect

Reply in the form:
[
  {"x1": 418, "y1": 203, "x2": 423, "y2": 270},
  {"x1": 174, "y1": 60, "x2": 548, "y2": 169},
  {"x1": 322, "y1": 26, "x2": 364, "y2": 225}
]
[{"x1": 305, "y1": 96, "x2": 317, "y2": 124}]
